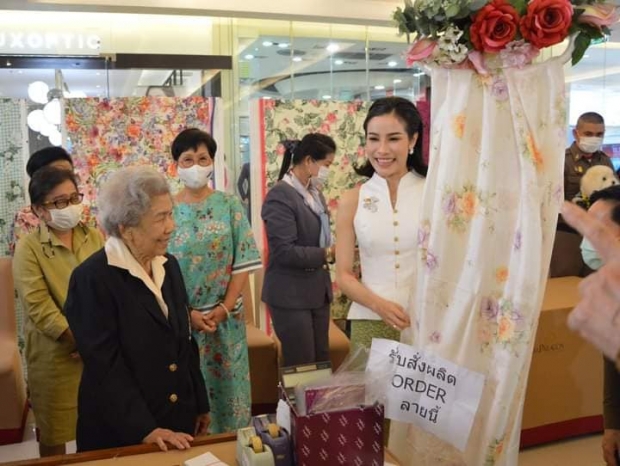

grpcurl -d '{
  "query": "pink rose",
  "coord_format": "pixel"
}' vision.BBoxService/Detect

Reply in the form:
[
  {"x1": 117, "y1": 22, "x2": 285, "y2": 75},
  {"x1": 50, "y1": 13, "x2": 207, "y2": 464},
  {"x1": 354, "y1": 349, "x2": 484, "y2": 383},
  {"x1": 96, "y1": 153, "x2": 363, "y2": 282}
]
[
  {"x1": 468, "y1": 50, "x2": 489, "y2": 74},
  {"x1": 578, "y1": 3, "x2": 620, "y2": 29},
  {"x1": 405, "y1": 38, "x2": 437, "y2": 66}
]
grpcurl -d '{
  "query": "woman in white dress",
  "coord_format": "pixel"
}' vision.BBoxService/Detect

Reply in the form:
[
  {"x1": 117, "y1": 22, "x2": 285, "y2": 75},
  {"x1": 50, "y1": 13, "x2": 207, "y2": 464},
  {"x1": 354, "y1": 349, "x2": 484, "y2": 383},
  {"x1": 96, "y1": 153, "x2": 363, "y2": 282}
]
[
  {"x1": 336, "y1": 96, "x2": 426, "y2": 458},
  {"x1": 336, "y1": 96, "x2": 426, "y2": 348}
]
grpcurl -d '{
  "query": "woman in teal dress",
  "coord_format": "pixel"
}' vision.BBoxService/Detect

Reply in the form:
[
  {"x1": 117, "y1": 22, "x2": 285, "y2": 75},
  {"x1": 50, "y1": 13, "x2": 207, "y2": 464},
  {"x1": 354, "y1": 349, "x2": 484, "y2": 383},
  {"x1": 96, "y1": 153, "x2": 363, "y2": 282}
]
[{"x1": 168, "y1": 128, "x2": 262, "y2": 434}]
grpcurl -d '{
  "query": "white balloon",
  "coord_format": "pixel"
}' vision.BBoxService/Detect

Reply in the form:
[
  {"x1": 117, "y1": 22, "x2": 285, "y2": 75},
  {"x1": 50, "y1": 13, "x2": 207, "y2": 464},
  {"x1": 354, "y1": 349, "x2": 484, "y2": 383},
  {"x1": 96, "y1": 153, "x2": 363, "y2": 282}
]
[
  {"x1": 43, "y1": 99, "x2": 61, "y2": 125},
  {"x1": 28, "y1": 81, "x2": 49, "y2": 104},
  {"x1": 48, "y1": 129, "x2": 62, "y2": 147},
  {"x1": 27, "y1": 109, "x2": 46, "y2": 132},
  {"x1": 40, "y1": 121, "x2": 54, "y2": 137}
]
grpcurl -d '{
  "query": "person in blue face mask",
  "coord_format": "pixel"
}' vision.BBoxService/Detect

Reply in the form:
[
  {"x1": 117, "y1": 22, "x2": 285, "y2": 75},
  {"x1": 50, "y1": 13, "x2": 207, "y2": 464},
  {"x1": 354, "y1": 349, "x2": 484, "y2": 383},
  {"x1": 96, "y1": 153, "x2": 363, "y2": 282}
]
[
  {"x1": 581, "y1": 185, "x2": 620, "y2": 271},
  {"x1": 579, "y1": 185, "x2": 620, "y2": 466}
]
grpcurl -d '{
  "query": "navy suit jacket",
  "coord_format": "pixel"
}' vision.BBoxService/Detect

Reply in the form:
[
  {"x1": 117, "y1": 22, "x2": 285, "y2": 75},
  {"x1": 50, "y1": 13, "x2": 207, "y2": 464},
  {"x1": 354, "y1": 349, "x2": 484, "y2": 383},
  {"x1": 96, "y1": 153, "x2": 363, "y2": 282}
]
[
  {"x1": 65, "y1": 249, "x2": 209, "y2": 452},
  {"x1": 261, "y1": 181, "x2": 333, "y2": 310}
]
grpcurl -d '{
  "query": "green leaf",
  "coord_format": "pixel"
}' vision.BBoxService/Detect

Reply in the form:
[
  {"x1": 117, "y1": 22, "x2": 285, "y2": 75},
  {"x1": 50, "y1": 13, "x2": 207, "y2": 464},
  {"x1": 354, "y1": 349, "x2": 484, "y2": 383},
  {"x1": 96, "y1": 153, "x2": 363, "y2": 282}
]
[
  {"x1": 470, "y1": 0, "x2": 488, "y2": 11},
  {"x1": 444, "y1": 3, "x2": 461, "y2": 18},
  {"x1": 509, "y1": 0, "x2": 527, "y2": 14},
  {"x1": 572, "y1": 31, "x2": 592, "y2": 66}
]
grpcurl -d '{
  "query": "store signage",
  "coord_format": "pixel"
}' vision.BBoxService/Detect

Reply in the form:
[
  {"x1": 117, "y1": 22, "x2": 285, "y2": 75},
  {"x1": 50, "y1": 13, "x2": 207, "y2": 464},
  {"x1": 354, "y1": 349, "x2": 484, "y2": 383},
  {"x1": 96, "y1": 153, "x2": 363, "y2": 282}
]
[{"x1": 0, "y1": 31, "x2": 101, "y2": 55}]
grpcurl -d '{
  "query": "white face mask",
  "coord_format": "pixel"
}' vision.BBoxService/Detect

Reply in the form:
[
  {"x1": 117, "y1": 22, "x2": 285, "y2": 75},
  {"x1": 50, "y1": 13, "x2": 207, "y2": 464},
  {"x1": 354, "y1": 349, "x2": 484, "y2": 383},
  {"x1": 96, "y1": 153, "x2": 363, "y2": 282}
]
[
  {"x1": 47, "y1": 203, "x2": 83, "y2": 231},
  {"x1": 178, "y1": 165, "x2": 213, "y2": 189},
  {"x1": 310, "y1": 166, "x2": 329, "y2": 190},
  {"x1": 577, "y1": 136, "x2": 603, "y2": 154}
]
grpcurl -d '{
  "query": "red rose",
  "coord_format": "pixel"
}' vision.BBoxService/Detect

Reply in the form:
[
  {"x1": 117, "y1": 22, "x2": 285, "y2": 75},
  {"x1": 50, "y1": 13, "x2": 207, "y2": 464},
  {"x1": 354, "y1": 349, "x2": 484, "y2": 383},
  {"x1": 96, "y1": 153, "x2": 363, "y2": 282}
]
[
  {"x1": 520, "y1": 0, "x2": 573, "y2": 49},
  {"x1": 470, "y1": 0, "x2": 520, "y2": 53}
]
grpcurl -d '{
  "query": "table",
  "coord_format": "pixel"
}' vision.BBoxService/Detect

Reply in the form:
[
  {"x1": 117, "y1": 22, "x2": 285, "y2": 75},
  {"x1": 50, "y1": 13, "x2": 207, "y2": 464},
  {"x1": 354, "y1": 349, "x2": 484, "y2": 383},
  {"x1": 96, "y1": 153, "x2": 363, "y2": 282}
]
[{"x1": 3, "y1": 433, "x2": 401, "y2": 465}]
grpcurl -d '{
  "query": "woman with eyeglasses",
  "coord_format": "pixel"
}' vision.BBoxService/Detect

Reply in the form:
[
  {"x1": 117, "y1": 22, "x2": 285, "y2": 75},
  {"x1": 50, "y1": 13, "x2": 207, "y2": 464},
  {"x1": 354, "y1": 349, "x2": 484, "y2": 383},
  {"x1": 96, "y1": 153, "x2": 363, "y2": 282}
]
[
  {"x1": 167, "y1": 128, "x2": 261, "y2": 434},
  {"x1": 12, "y1": 166, "x2": 104, "y2": 457}
]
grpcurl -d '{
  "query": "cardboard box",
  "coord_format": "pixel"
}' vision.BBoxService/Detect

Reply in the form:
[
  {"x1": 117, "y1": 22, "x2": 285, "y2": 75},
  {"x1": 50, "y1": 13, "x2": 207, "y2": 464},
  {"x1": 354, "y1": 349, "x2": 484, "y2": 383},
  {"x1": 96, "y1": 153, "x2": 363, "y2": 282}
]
[{"x1": 521, "y1": 276, "x2": 603, "y2": 446}]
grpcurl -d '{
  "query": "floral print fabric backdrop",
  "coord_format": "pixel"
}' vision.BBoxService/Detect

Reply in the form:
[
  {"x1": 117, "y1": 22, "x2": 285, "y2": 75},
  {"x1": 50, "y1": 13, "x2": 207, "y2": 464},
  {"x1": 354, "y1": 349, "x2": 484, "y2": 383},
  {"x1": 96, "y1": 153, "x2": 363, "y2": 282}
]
[
  {"x1": 0, "y1": 98, "x2": 27, "y2": 366},
  {"x1": 260, "y1": 99, "x2": 369, "y2": 319},
  {"x1": 65, "y1": 96, "x2": 216, "y2": 213},
  {"x1": 0, "y1": 99, "x2": 26, "y2": 258},
  {"x1": 399, "y1": 60, "x2": 566, "y2": 465}
]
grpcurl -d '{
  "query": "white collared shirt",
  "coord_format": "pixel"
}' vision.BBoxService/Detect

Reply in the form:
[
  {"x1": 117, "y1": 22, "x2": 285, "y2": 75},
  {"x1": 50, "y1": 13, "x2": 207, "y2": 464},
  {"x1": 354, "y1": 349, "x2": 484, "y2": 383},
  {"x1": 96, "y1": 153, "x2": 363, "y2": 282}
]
[{"x1": 105, "y1": 236, "x2": 169, "y2": 318}]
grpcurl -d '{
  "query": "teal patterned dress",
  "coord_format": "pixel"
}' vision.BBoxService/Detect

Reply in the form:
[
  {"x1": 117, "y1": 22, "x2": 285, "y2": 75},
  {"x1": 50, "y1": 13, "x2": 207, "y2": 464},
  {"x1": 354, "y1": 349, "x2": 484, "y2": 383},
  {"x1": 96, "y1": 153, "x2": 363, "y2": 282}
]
[{"x1": 169, "y1": 191, "x2": 262, "y2": 434}]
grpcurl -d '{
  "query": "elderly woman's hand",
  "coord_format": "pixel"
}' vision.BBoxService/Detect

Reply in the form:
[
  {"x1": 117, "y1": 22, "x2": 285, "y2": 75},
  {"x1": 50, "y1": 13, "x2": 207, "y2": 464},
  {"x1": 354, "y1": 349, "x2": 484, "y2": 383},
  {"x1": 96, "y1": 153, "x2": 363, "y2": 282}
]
[
  {"x1": 143, "y1": 428, "x2": 193, "y2": 451},
  {"x1": 190, "y1": 310, "x2": 217, "y2": 334}
]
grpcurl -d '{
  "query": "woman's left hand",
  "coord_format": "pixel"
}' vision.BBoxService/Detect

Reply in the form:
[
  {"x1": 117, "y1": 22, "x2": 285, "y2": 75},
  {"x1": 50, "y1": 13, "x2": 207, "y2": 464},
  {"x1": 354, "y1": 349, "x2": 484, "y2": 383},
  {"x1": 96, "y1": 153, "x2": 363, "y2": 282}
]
[
  {"x1": 195, "y1": 413, "x2": 211, "y2": 436},
  {"x1": 204, "y1": 306, "x2": 228, "y2": 326}
]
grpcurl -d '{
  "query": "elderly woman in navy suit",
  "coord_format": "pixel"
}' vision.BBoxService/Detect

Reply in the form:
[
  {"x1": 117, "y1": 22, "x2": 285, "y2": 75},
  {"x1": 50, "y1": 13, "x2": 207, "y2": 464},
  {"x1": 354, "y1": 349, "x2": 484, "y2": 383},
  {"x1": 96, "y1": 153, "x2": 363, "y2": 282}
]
[
  {"x1": 261, "y1": 133, "x2": 337, "y2": 366},
  {"x1": 65, "y1": 166, "x2": 210, "y2": 452}
]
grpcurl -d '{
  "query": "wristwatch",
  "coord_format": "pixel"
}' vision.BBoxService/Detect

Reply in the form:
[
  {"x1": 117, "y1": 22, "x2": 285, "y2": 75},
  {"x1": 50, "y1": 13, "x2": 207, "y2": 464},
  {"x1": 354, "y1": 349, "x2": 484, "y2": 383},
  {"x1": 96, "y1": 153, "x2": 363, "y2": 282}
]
[{"x1": 325, "y1": 247, "x2": 335, "y2": 264}]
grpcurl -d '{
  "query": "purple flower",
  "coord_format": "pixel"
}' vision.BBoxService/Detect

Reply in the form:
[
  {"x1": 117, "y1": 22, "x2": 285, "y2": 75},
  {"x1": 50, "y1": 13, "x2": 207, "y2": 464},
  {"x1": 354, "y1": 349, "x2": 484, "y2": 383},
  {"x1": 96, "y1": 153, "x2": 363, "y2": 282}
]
[
  {"x1": 430, "y1": 331, "x2": 441, "y2": 343},
  {"x1": 443, "y1": 193, "x2": 457, "y2": 215},
  {"x1": 514, "y1": 230, "x2": 522, "y2": 251},
  {"x1": 491, "y1": 77, "x2": 509, "y2": 101},
  {"x1": 418, "y1": 226, "x2": 430, "y2": 247},
  {"x1": 426, "y1": 251, "x2": 438, "y2": 272},
  {"x1": 510, "y1": 311, "x2": 523, "y2": 323},
  {"x1": 500, "y1": 40, "x2": 540, "y2": 69},
  {"x1": 553, "y1": 185, "x2": 563, "y2": 204},
  {"x1": 480, "y1": 297, "x2": 499, "y2": 320}
]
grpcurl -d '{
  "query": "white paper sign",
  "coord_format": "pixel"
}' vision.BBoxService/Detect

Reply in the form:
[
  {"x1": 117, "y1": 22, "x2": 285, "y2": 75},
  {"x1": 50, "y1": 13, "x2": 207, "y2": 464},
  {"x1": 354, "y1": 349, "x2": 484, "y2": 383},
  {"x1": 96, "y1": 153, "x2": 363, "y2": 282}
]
[{"x1": 367, "y1": 338, "x2": 485, "y2": 451}]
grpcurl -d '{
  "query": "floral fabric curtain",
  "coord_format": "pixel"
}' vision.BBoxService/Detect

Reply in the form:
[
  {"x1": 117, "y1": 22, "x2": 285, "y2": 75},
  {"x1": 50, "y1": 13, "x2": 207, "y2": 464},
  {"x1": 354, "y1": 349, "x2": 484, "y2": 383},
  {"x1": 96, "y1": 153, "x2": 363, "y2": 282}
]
[
  {"x1": 399, "y1": 59, "x2": 566, "y2": 465},
  {"x1": 65, "y1": 96, "x2": 216, "y2": 212}
]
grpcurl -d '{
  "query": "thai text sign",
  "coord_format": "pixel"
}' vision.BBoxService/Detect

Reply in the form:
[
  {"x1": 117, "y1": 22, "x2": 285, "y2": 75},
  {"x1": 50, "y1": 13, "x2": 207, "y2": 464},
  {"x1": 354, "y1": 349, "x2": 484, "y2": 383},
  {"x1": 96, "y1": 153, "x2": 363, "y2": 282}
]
[{"x1": 367, "y1": 338, "x2": 485, "y2": 451}]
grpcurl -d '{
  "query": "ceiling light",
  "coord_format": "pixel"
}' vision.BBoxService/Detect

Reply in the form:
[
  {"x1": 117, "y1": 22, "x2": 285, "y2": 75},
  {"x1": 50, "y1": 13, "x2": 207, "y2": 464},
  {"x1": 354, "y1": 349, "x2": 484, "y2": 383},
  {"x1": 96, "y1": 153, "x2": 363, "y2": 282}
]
[
  {"x1": 278, "y1": 43, "x2": 289, "y2": 48},
  {"x1": 292, "y1": 56, "x2": 303, "y2": 62},
  {"x1": 262, "y1": 41, "x2": 273, "y2": 47},
  {"x1": 326, "y1": 43, "x2": 340, "y2": 53},
  {"x1": 322, "y1": 95, "x2": 332, "y2": 99},
  {"x1": 388, "y1": 61, "x2": 398, "y2": 67},
  {"x1": 374, "y1": 85, "x2": 385, "y2": 90},
  {"x1": 334, "y1": 59, "x2": 344, "y2": 65},
  {"x1": 393, "y1": 79, "x2": 402, "y2": 84},
  {"x1": 28, "y1": 81, "x2": 49, "y2": 104},
  {"x1": 244, "y1": 54, "x2": 255, "y2": 60},
  {"x1": 96, "y1": 84, "x2": 101, "y2": 88},
  {"x1": 413, "y1": 72, "x2": 425, "y2": 77},
  {"x1": 263, "y1": 96, "x2": 272, "y2": 100}
]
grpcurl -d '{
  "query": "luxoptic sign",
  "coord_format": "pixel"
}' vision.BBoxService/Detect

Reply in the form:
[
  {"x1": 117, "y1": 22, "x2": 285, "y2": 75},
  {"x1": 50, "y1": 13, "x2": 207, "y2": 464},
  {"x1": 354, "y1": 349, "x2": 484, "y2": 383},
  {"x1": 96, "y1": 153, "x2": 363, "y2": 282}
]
[{"x1": 0, "y1": 31, "x2": 101, "y2": 55}]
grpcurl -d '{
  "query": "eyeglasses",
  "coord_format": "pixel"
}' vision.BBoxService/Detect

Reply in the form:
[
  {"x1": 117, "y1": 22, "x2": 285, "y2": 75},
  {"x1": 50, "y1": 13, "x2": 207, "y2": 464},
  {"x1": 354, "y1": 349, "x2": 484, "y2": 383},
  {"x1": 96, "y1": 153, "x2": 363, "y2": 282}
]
[
  {"x1": 178, "y1": 158, "x2": 212, "y2": 168},
  {"x1": 41, "y1": 192, "x2": 84, "y2": 210}
]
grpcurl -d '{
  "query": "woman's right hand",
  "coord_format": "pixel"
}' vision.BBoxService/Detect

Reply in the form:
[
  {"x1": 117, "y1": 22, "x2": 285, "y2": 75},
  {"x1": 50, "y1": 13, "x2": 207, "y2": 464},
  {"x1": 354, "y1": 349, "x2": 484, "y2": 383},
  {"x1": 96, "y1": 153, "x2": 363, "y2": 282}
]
[
  {"x1": 143, "y1": 428, "x2": 193, "y2": 451},
  {"x1": 372, "y1": 298, "x2": 411, "y2": 331}
]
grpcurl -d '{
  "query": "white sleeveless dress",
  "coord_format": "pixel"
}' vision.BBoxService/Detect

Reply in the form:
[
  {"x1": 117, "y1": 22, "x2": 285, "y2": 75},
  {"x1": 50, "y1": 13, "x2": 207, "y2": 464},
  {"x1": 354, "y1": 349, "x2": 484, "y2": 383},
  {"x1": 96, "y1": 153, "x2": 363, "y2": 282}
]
[{"x1": 348, "y1": 171, "x2": 424, "y2": 327}]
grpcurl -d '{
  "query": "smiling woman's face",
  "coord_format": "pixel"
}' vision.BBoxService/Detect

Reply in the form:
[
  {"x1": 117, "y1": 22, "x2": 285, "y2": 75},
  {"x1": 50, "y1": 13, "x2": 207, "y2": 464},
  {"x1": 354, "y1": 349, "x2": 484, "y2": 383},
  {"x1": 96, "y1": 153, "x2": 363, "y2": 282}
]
[
  {"x1": 121, "y1": 194, "x2": 175, "y2": 260},
  {"x1": 365, "y1": 112, "x2": 417, "y2": 179}
]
